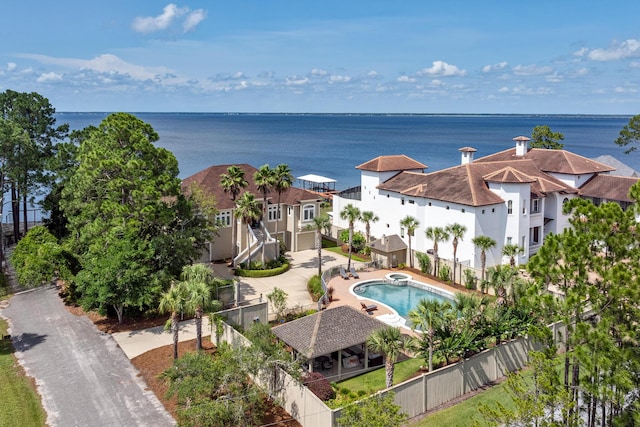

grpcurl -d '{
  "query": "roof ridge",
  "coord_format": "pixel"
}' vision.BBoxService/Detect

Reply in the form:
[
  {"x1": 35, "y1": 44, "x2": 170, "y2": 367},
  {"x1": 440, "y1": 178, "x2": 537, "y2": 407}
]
[{"x1": 306, "y1": 310, "x2": 323, "y2": 358}]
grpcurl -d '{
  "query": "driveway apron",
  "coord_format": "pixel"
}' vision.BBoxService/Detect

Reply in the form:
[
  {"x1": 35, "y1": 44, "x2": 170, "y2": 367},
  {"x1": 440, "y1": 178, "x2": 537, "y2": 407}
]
[{"x1": 1, "y1": 285, "x2": 175, "y2": 427}]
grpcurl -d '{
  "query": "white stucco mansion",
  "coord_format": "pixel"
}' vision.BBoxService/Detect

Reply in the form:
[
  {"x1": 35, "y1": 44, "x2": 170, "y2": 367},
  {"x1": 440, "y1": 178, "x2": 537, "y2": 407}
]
[{"x1": 332, "y1": 136, "x2": 639, "y2": 273}]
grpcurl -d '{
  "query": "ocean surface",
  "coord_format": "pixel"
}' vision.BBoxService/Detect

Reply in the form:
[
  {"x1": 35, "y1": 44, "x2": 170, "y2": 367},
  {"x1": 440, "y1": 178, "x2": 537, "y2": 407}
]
[{"x1": 55, "y1": 113, "x2": 636, "y2": 191}]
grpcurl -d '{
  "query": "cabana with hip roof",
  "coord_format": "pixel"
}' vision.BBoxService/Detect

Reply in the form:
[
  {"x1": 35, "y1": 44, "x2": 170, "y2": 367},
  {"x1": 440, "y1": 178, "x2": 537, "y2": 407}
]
[
  {"x1": 368, "y1": 234, "x2": 407, "y2": 268},
  {"x1": 272, "y1": 305, "x2": 388, "y2": 380}
]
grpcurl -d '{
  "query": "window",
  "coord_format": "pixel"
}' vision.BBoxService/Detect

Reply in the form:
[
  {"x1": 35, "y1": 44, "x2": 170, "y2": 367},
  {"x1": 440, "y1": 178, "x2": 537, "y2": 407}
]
[
  {"x1": 507, "y1": 200, "x2": 513, "y2": 215},
  {"x1": 521, "y1": 236, "x2": 526, "y2": 248},
  {"x1": 507, "y1": 236, "x2": 512, "y2": 245},
  {"x1": 482, "y1": 209, "x2": 485, "y2": 214},
  {"x1": 531, "y1": 198, "x2": 540, "y2": 213},
  {"x1": 268, "y1": 205, "x2": 281, "y2": 222},
  {"x1": 216, "y1": 211, "x2": 232, "y2": 227},
  {"x1": 401, "y1": 198, "x2": 405, "y2": 205},
  {"x1": 409, "y1": 200, "x2": 415, "y2": 204},
  {"x1": 461, "y1": 208, "x2": 465, "y2": 213},
  {"x1": 530, "y1": 226, "x2": 541, "y2": 244},
  {"x1": 522, "y1": 199, "x2": 526, "y2": 215},
  {"x1": 302, "y1": 204, "x2": 315, "y2": 221},
  {"x1": 400, "y1": 227, "x2": 405, "y2": 238}
]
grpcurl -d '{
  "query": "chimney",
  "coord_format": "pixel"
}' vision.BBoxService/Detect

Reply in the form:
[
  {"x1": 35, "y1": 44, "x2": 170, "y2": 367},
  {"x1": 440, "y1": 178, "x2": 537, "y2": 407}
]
[
  {"x1": 459, "y1": 146, "x2": 477, "y2": 165},
  {"x1": 513, "y1": 136, "x2": 530, "y2": 157}
]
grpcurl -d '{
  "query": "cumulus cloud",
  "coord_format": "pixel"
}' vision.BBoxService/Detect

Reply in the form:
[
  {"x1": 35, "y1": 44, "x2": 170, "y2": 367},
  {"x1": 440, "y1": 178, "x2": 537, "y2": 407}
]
[
  {"x1": 367, "y1": 70, "x2": 378, "y2": 77},
  {"x1": 309, "y1": 68, "x2": 328, "y2": 77},
  {"x1": 417, "y1": 61, "x2": 467, "y2": 77},
  {"x1": 397, "y1": 75, "x2": 416, "y2": 83},
  {"x1": 329, "y1": 75, "x2": 351, "y2": 83},
  {"x1": 584, "y1": 39, "x2": 640, "y2": 61},
  {"x1": 482, "y1": 61, "x2": 508, "y2": 73},
  {"x1": 6, "y1": 62, "x2": 16, "y2": 72},
  {"x1": 132, "y1": 4, "x2": 207, "y2": 34},
  {"x1": 512, "y1": 64, "x2": 553, "y2": 76},
  {"x1": 285, "y1": 76, "x2": 309, "y2": 86},
  {"x1": 37, "y1": 72, "x2": 62, "y2": 83}
]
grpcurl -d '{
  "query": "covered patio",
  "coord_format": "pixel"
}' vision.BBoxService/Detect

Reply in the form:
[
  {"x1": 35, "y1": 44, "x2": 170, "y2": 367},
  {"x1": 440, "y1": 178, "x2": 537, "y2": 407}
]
[{"x1": 272, "y1": 305, "x2": 388, "y2": 381}]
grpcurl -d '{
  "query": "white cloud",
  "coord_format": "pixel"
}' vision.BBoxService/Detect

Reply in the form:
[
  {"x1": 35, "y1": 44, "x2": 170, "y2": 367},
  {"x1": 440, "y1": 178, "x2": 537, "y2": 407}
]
[
  {"x1": 573, "y1": 47, "x2": 589, "y2": 57},
  {"x1": 431, "y1": 79, "x2": 443, "y2": 86},
  {"x1": 482, "y1": 61, "x2": 508, "y2": 73},
  {"x1": 330, "y1": 75, "x2": 351, "y2": 83},
  {"x1": 512, "y1": 64, "x2": 553, "y2": 76},
  {"x1": 37, "y1": 72, "x2": 62, "y2": 83},
  {"x1": 614, "y1": 86, "x2": 637, "y2": 93},
  {"x1": 417, "y1": 61, "x2": 467, "y2": 77},
  {"x1": 310, "y1": 68, "x2": 329, "y2": 77},
  {"x1": 498, "y1": 87, "x2": 509, "y2": 93},
  {"x1": 586, "y1": 39, "x2": 640, "y2": 61},
  {"x1": 285, "y1": 76, "x2": 309, "y2": 86},
  {"x1": 367, "y1": 70, "x2": 378, "y2": 77},
  {"x1": 397, "y1": 75, "x2": 416, "y2": 83},
  {"x1": 631, "y1": 61, "x2": 640, "y2": 68},
  {"x1": 6, "y1": 62, "x2": 16, "y2": 72},
  {"x1": 132, "y1": 4, "x2": 206, "y2": 34}
]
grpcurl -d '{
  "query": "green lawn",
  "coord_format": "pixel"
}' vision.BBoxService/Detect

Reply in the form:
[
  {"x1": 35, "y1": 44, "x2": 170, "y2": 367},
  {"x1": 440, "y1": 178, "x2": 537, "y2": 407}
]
[
  {"x1": 0, "y1": 318, "x2": 46, "y2": 426},
  {"x1": 337, "y1": 358, "x2": 424, "y2": 394},
  {"x1": 324, "y1": 246, "x2": 369, "y2": 263}
]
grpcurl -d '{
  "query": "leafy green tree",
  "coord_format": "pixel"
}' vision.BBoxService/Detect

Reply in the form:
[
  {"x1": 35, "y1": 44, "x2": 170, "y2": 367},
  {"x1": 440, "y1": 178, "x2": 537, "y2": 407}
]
[
  {"x1": 501, "y1": 243, "x2": 524, "y2": 267},
  {"x1": 10, "y1": 226, "x2": 78, "y2": 287},
  {"x1": 360, "y1": 210, "x2": 379, "y2": 243},
  {"x1": 446, "y1": 223, "x2": 467, "y2": 284},
  {"x1": 312, "y1": 214, "x2": 331, "y2": 277},
  {"x1": 267, "y1": 287, "x2": 288, "y2": 322},
  {"x1": 61, "y1": 113, "x2": 208, "y2": 323},
  {"x1": 472, "y1": 235, "x2": 496, "y2": 285},
  {"x1": 234, "y1": 191, "x2": 262, "y2": 266},
  {"x1": 614, "y1": 113, "x2": 640, "y2": 153},
  {"x1": 220, "y1": 165, "x2": 248, "y2": 260},
  {"x1": 416, "y1": 252, "x2": 431, "y2": 274},
  {"x1": 530, "y1": 124, "x2": 565, "y2": 149},
  {"x1": 340, "y1": 204, "x2": 361, "y2": 271},
  {"x1": 367, "y1": 327, "x2": 413, "y2": 389},
  {"x1": 409, "y1": 298, "x2": 454, "y2": 372},
  {"x1": 400, "y1": 215, "x2": 420, "y2": 268},
  {"x1": 0, "y1": 90, "x2": 68, "y2": 237},
  {"x1": 425, "y1": 226, "x2": 449, "y2": 276},
  {"x1": 180, "y1": 264, "x2": 222, "y2": 352},
  {"x1": 272, "y1": 163, "x2": 293, "y2": 239},
  {"x1": 337, "y1": 392, "x2": 407, "y2": 427}
]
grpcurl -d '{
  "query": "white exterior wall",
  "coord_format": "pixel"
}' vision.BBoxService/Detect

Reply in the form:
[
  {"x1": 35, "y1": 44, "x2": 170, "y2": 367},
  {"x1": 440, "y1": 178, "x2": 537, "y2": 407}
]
[{"x1": 549, "y1": 172, "x2": 595, "y2": 189}]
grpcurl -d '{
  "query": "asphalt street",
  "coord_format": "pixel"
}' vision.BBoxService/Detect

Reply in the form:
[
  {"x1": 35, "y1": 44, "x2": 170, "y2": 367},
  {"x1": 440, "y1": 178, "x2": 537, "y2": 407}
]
[{"x1": 0, "y1": 285, "x2": 175, "y2": 427}]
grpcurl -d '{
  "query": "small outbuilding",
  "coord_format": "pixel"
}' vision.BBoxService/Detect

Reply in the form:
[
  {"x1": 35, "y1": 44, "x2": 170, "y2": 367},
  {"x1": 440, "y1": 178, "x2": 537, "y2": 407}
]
[{"x1": 369, "y1": 234, "x2": 407, "y2": 268}]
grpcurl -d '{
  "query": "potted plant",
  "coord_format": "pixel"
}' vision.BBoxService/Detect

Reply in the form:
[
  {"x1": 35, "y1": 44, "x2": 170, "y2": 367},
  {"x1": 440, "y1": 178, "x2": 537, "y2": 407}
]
[{"x1": 326, "y1": 286, "x2": 335, "y2": 302}]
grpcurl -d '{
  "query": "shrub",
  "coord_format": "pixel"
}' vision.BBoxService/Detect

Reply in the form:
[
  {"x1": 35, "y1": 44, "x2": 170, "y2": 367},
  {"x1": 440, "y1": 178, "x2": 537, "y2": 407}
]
[
  {"x1": 338, "y1": 230, "x2": 366, "y2": 253},
  {"x1": 307, "y1": 275, "x2": 323, "y2": 302},
  {"x1": 438, "y1": 264, "x2": 451, "y2": 282},
  {"x1": 416, "y1": 252, "x2": 431, "y2": 274},
  {"x1": 235, "y1": 263, "x2": 290, "y2": 277},
  {"x1": 303, "y1": 372, "x2": 335, "y2": 401},
  {"x1": 463, "y1": 269, "x2": 477, "y2": 290}
]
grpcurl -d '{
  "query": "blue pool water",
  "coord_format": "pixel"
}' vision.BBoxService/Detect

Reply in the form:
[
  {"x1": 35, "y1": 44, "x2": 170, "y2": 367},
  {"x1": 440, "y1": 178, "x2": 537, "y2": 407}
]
[{"x1": 354, "y1": 281, "x2": 453, "y2": 321}]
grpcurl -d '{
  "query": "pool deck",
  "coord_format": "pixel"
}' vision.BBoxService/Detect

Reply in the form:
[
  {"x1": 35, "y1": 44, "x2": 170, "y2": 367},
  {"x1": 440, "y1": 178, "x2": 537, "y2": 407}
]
[{"x1": 325, "y1": 267, "x2": 463, "y2": 333}]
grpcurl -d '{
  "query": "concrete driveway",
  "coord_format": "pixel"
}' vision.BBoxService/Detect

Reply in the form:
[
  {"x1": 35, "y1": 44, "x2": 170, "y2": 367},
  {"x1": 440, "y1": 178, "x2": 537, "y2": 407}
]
[{"x1": 0, "y1": 285, "x2": 175, "y2": 427}]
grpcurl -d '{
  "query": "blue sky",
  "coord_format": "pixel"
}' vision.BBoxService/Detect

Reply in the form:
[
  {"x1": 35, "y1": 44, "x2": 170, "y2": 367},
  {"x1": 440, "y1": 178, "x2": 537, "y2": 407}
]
[{"x1": 1, "y1": 1, "x2": 639, "y2": 114}]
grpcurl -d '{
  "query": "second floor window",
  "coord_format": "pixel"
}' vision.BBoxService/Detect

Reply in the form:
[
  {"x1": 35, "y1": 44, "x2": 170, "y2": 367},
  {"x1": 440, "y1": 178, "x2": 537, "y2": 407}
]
[
  {"x1": 531, "y1": 198, "x2": 540, "y2": 213},
  {"x1": 216, "y1": 211, "x2": 232, "y2": 227},
  {"x1": 507, "y1": 200, "x2": 513, "y2": 215},
  {"x1": 303, "y1": 204, "x2": 315, "y2": 221},
  {"x1": 268, "y1": 205, "x2": 281, "y2": 222}
]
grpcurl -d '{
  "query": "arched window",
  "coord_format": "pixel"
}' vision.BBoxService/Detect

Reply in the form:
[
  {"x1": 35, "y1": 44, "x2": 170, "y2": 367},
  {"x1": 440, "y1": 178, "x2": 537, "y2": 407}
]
[
  {"x1": 303, "y1": 204, "x2": 315, "y2": 221},
  {"x1": 507, "y1": 200, "x2": 513, "y2": 215}
]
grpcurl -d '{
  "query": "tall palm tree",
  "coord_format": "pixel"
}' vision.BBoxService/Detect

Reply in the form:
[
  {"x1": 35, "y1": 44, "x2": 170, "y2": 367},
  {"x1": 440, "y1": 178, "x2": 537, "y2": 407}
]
[
  {"x1": 254, "y1": 164, "x2": 275, "y2": 218},
  {"x1": 425, "y1": 226, "x2": 449, "y2": 276},
  {"x1": 501, "y1": 243, "x2": 524, "y2": 267},
  {"x1": 272, "y1": 164, "x2": 293, "y2": 239},
  {"x1": 220, "y1": 165, "x2": 248, "y2": 262},
  {"x1": 408, "y1": 299, "x2": 453, "y2": 372},
  {"x1": 340, "y1": 204, "x2": 361, "y2": 271},
  {"x1": 312, "y1": 214, "x2": 331, "y2": 278},
  {"x1": 159, "y1": 283, "x2": 189, "y2": 359},
  {"x1": 360, "y1": 210, "x2": 379, "y2": 243},
  {"x1": 234, "y1": 192, "x2": 262, "y2": 267},
  {"x1": 472, "y1": 235, "x2": 496, "y2": 289},
  {"x1": 400, "y1": 215, "x2": 420, "y2": 268},
  {"x1": 367, "y1": 327, "x2": 413, "y2": 389},
  {"x1": 446, "y1": 223, "x2": 467, "y2": 285},
  {"x1": 180, "y1": 264, "x2": 221, "y2": 351}
]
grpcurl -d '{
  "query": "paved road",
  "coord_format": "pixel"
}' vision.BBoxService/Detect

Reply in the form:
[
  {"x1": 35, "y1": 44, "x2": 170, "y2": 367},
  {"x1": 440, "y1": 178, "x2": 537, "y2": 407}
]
[{"x1": 0, "y1": 285, "x2": 175, "y2": 427}]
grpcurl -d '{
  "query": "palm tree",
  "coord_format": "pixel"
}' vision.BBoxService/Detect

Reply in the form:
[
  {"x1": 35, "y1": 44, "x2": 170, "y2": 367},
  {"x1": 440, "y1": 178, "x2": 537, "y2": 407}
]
[
  {"x1": 486, "y1": 264, "x2": 519, "y2": 302},
  {"x1": 472, "y1": 235, "x2": 496, "y2": 289},
  {"x1": 360, "y1": 210, "x2": 379, "y2": 243},
  {"x1": 312, "y1": 214, "x2": 331, "y2": 278},
  {"x1": 425, "y1": 226, "x2": 449, "y2": 276},
  {"x1": 272, "y1": 164, "x2": 293, "y2": 240},
  {"x1": 234, "y1": 192, "x2": 262, "y2": 267},
  {"x1": 220, "y1": 165, "x2": 248, "y2": 262},
  {"x1": 501, "y1": 243, "x2": 524, "y2": 267},
  {"x1": 366, "y1": 327, "x2": 413, "y2": 389},
  {"x1": 340, "y1": 204, "x2": 361, "y2": 271},
  {"x1": 400, "y1": 216, "x2": 420, "y2": 268},
  {"x1": 180, "y1": 264, "x2": 221, "y2": 351},
  {"x1": 408, "y1": 299, "x2": 453, "y2": 372},
  {"x1": 159, "y1": 283, "x2": 189, "y2": 359},
  {"x1": 446, "y1": 223, "x2": 467, "y2": 285},
  {"x1": 254, "y1": 164, "x2": 275, "y2": 218}
]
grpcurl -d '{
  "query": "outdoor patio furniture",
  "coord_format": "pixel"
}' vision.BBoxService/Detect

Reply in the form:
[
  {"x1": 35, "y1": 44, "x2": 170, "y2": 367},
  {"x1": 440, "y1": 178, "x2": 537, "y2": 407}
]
[
  {"x1": 349, "y1": 266, "x2": 359, "y2": 278},
  {"x1": 340, "y1": 267, "x2": 349, "y2": 279},
  {"x1": 360, "y1": 302, "x2": 378, "y2": 313}
]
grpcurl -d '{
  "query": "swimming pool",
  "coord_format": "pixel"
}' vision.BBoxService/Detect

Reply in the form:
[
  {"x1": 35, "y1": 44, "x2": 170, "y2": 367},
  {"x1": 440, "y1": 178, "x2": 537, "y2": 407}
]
[{"x1": 351, "y1": 273, "x2": 455, "y2": 328}]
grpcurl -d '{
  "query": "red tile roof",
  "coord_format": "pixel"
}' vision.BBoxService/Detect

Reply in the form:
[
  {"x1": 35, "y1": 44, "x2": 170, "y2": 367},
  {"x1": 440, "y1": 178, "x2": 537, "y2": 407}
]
[
  {"x1": 356, "y1": 155, "x2": 427, "y2": 172},
  {"x1": 579, "y1": 174, "x2": 639, "y2": 202}
]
